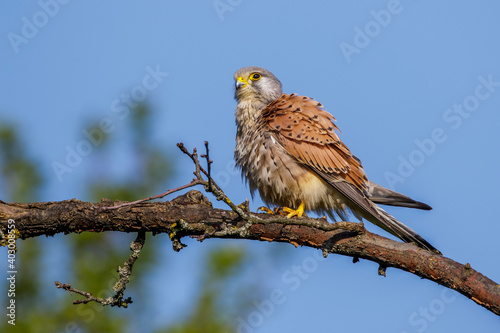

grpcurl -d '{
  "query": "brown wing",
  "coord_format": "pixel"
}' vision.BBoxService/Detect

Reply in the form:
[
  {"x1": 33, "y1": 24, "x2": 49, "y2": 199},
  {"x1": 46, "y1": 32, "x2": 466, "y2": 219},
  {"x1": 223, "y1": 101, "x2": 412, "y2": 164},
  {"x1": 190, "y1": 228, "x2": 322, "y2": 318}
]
[
  {"x1": 261, "y1": 94, "x2": 440, "y2": 253},
  {"x1": 263, "y1": 93, "x2": 368, "y2": 194}
]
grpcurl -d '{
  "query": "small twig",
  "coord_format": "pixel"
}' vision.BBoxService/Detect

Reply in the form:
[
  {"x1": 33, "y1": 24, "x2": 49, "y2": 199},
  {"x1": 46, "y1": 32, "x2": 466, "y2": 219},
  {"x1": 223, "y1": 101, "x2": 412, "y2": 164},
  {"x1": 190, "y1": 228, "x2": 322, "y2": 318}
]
[
  {"x1": 378, "y1": 265, "x2": 387, "y2": 277},
  {"x1": 92, "y1": 144, "x2": 217, "y2": 211},
  {"x1": 193, "y1": 147, "x2": 201, "y2": 182},
  {"x1": 177, "y1": 142, "x2": 258, "y2": 221},
  {"x1": 201, "y1": 141, "x2": 213, "y2": 191},
  {"x1": 97, "y1": 180, "x2": 206, "y2": 211},
  {"x1": 55, "y1": 231, "x2": 146, "y2": 307},
  {"x1": 55, "y1": 281, "x2": 110, "y2": 305}
]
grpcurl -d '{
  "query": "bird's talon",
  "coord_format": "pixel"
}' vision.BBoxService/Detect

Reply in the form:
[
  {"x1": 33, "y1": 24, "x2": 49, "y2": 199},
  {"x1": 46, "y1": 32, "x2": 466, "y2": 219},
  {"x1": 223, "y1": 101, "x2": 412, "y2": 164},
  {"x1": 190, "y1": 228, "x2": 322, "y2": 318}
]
[
  {"x1": 258, "y1": 206, "x2": 275, "y2": 214},
  {"x1": 282, "y1": 202, "x2": 307, "y2": 218}
]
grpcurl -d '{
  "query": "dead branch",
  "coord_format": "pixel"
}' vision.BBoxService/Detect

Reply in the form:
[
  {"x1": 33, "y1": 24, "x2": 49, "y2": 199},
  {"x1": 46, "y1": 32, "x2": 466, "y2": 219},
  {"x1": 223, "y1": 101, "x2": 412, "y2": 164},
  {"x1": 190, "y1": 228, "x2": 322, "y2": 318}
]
[
  {"x1": 55, "y1": 230, "x2": 145, "y2": 307},
  {"x1": 0, "y1": 142, "x2": 498, "y2": 316}
]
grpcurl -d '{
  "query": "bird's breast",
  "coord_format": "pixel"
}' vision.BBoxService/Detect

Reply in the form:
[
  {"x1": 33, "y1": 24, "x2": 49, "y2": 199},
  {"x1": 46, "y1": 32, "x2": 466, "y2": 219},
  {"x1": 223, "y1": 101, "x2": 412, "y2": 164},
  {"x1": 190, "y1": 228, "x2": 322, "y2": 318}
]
[{"x1": 235, "y1": 125, "x2": 331, "y2": 209}]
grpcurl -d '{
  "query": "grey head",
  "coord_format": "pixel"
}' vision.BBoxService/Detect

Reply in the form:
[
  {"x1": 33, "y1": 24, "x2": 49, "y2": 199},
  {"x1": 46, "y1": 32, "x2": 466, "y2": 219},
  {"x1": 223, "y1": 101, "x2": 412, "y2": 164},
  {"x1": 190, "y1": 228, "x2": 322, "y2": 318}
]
[{"x1": 234, "y1": 66, "x2": 283, "y2": 105}]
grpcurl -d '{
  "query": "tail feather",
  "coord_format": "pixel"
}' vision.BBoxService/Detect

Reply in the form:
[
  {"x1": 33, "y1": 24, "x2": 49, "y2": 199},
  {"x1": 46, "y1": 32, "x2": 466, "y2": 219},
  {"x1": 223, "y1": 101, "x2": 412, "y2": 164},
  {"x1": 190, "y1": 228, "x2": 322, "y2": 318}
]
[
  {"x1": 369, "y1": 205, "x2": 441, "y2": 254},
  {"x1": 367, "y1": 181, "x2": 432, "y2": 210},
  {"x1": 313, "y1": 173, "x2": 440, "y2": 254}
]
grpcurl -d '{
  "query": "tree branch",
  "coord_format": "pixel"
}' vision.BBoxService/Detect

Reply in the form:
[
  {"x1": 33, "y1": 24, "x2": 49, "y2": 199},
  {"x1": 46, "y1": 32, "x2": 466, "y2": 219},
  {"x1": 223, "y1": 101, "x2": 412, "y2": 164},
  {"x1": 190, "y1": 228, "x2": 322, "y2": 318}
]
[
  {"x1": 0, "y1": 191, "x2": 499, "y2": 315},
  {"x1": 55, "y1": 230, "x2": 145, "y2": 307},
  {"x1": 0, "y1": 142, "x2": 498, "y2": 316}
]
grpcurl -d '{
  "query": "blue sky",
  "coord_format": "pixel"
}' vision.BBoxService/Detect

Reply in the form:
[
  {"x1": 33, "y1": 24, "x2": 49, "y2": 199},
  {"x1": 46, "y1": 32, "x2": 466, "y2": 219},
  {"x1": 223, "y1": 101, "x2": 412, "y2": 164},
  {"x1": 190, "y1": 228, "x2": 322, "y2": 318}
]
[{"x1": 2, "y1": 1, "x2": 500, "y2": 332}]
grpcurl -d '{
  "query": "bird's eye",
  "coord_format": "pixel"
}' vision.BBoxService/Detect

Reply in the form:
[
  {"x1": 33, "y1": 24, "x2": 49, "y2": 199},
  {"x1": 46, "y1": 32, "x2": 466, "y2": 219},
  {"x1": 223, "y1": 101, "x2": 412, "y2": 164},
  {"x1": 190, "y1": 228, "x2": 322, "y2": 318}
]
[{"x1": 250, "y1": 73, "x2": 261, "y2": 81}]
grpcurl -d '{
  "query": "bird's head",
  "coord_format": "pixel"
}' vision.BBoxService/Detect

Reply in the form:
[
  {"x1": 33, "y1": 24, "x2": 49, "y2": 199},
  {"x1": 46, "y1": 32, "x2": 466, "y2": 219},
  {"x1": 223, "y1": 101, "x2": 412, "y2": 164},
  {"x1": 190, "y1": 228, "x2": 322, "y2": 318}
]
[{"x1": 234, "y1": 67, "x2": 283, "y2": 105}]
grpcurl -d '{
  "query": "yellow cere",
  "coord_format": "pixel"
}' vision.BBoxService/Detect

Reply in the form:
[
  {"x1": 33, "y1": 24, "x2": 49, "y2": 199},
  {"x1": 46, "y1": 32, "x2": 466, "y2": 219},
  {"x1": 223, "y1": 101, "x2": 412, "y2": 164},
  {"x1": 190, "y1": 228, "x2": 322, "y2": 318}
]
[{"x1": 237, "y1": 76, "x2": 248, "y2": 87}]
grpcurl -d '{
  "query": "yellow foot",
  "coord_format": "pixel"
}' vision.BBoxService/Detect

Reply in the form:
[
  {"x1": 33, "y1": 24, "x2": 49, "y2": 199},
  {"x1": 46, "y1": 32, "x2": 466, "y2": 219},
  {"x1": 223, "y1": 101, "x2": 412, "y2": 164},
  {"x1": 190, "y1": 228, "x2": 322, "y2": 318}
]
[
  {"x1": 282, "y1": 202, "x2": 307, "y2": 218},
  {"x1": 258, "y1": 206, "x2": 276, "y2": 214}
]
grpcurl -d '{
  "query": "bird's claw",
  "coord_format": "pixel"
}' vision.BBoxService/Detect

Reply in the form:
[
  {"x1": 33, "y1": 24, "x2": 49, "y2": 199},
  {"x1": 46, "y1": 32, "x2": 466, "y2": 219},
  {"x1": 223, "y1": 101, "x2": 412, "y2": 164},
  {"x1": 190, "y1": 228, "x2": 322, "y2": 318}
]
[
  {"x1": 258, "y1": 205, "x2": 307, "y2": 218},
  {"x1": 282, "y1": 202, "x2": 307, "y2": 218},
  {"x1": 258, "y1": 206, "x2": 275, "y2": 214},
  {"x1": 282, "y1": 207, "x2": 307, "y2": 218}
]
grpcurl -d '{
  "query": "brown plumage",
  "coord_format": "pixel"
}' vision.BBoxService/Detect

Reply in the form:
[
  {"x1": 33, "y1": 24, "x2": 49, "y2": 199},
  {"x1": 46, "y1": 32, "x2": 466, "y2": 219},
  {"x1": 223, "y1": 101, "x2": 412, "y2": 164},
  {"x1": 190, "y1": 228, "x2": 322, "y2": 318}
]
[
  {"x1": 264, "y1": 94, "x2": 367, "y2": 191},
  {"x1": 234, "y1": 66, "x2": 440, "y2": 254}
]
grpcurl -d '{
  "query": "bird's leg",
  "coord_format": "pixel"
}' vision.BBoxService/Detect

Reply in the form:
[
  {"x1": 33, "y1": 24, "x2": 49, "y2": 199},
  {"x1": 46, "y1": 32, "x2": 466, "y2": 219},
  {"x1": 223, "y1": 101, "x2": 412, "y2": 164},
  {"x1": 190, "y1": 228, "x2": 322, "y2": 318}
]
[{"x1": 282, "y1": 202, "x2": 307, "y2": 218}]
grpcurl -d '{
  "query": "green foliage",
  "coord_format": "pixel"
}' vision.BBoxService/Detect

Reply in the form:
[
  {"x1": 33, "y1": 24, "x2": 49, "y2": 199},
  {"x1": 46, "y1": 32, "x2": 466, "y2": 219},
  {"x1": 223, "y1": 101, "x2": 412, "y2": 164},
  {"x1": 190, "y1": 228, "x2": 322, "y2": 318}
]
[{"x1": 208, "y1": 246, "x2": 246, "y2": 281}]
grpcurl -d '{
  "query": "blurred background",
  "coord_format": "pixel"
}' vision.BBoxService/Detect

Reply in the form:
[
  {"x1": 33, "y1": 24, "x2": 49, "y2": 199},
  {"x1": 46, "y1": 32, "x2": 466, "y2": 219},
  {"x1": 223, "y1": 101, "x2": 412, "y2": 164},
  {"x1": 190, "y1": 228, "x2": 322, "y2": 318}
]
[{"x1": 1, "y1": 1, "x2": 500, "y2": 332}]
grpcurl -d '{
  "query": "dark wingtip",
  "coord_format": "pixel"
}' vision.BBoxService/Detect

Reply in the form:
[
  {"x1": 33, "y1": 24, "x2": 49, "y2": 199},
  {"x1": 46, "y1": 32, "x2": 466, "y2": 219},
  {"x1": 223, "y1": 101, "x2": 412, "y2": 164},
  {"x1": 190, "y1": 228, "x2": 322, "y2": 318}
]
[
  {"x1": 415, "y1": 201, "x2": 432, "y2": 211},
  {"x1": 374, "y1": 200, "x2": 433, "y2": 211}
]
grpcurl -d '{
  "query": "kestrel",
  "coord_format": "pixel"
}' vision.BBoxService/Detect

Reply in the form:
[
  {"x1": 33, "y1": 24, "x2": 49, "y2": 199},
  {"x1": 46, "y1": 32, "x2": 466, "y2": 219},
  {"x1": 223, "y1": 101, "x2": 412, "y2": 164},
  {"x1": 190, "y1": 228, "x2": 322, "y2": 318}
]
[{"x1": 233, "y1": 66, "x2": 440, "y2": 254}]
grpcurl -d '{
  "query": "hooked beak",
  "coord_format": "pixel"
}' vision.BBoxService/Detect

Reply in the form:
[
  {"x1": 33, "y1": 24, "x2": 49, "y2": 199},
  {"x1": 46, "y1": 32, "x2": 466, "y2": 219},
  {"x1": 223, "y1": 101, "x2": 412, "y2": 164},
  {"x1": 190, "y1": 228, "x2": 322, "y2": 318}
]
[{"x1": 235, "y1": 76, "x2": 248, "y2": 89}]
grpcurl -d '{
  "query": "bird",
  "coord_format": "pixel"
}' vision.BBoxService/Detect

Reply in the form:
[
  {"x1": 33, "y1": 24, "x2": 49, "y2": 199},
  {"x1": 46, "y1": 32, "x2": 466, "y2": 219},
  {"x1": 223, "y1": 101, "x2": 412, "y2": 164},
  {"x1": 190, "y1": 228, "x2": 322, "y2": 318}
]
[{"x1": 233, "y1": 66, "x2": 441, "y2": 254}]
